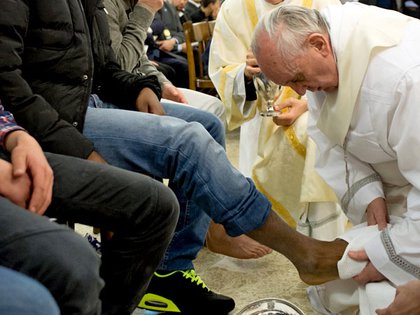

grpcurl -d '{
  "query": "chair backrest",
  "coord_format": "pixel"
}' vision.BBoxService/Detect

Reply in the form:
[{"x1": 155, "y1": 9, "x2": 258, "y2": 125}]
[
  {"x1": 183, "y1": 20, "x2": 216, "y2": 92},
  {"x1": 208, "y1": 20, "x2": 216, "y2": 35}
]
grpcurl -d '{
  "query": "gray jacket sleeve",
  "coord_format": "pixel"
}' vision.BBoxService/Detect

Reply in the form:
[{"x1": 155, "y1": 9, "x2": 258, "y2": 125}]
[{"x1": 104, "y1": 0, "x2": 170, "y2": 87}]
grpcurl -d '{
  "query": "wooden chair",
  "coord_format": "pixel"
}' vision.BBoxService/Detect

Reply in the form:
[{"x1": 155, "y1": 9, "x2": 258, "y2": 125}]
[
  {"x1": 182, "y1": 20, "x2": 216, "y2": 93},
  {"x1": 208, "y1": 20, "x2": 216, "y2": 34}
]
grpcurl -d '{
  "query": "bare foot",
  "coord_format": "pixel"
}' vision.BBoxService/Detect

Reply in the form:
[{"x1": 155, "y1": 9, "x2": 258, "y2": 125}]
[
  {"x1": 295, "y1": 238, "x2": 348, "y2": 285},
  {"x1": 206, "y1": 222, "x2": 273, "y2": 259},
  {"x1": 245, "y1": 211, "x2": 347, "y2": 285}
]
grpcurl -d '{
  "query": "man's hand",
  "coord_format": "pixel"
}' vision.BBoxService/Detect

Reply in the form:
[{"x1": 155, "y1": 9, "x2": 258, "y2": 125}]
[
  {"x1": 162, "y1": 83, "x2": 188, "y2": 103},
  {"x1": 135, "y1": 87, "x2": 165, "y2": 115},
  {"x1": 180, "y1": 42, "x2": 187, "y2": 53},
  {"x1": 376, "y1": 280, "x2": 420, "y2": 315},
  {"x1": 3, "y1": 130, "x2": 53, "y2": 215},
  {"x1": 137, "y1": 0, "x2": 164, "y2": 13},
  {"x1": 272, "y1": 98, "x2": 307, "y2": 126},
  {"x1": 157, "y1": 39, "x2": 176, "y2": 52},
  {"x1": 367, "y1": 197, "x2": 389, "y2": 230},
  {"x1": 87, "y1": 151, "x2": 108, "y2": 164},
  {"x1": 0, "y1": 159, "x2": 31, "y2": 210},
  {"x1": 244, "y1": 50, "x2": 261, "y2": 79},
  {"x1": 348, "y1": 250, "x2": 386, "y2": 285}
]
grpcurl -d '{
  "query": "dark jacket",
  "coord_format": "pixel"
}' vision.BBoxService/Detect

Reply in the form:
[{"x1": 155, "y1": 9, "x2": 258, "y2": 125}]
[
  {"x1": 184, "y1": 1, "x2": 201, "y2": 21},
  {"x1": 0, "y1": 0, "x2": 161, "y2": 158}
]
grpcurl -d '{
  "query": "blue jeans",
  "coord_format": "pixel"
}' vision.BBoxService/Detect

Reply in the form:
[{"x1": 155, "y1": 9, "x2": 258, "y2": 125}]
[
  {"x1": 0, "y1": 266, "x2": 59, "y2": 315},
  {"x1": 84, "y1": 95, "x2": 271, "y2": 270}
]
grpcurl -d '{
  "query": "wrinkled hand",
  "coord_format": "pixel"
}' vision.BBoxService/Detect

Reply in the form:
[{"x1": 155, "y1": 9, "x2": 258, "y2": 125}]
[
  {"x1": 376, "y1": 280, "x2": 420, "y2": 315},
  {"x1": 137, "y1": 0, "x2": 163, "y2": 12},
  {"x1": 162, "y1": 83, "x2": 188, "y2": 103},
  {"x1": 348, "y1": 250, "x2": 386, "y2": 285},
  {"x1": 135, "y1": 87, "x2": 165, "y2": 115},
  {"x1": 367, "y1": 197, "x2": 389, "y2": 230},
  {"x1": 272, "y1": 98, "x2": 307, "y2": 126},
  {"x1": 244, "y1": 50, "x2": 261, "y2": 80},
  {"x1": 3, "y1": 130, "x2": 53, "y2": 215},
  {"x1": 157, "y1": 39, "x2": 176, "y2": 52}
]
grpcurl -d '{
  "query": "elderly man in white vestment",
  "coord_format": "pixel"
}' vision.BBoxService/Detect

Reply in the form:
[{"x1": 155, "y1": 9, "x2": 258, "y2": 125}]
[
  {"x1": 252, "y1": 3, "x2": 420, "y2": 314},
  {"x1": 208, "y1": 0, "x2": 348, "y2": 258}
]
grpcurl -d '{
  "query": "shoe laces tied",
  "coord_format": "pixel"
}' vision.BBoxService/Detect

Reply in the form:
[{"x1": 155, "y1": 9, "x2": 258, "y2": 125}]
[{"x1": 182, "y1": 270, "x2": 208, "y2": 290}]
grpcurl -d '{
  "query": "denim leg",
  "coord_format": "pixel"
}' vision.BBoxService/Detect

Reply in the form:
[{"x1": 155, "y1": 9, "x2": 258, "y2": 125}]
[
  {"x1": 162, "y1": 102, "x2": 226, "y2": 149},
  {"x1": 43, "y1": 153, "x2": 179, "y2": 314},
  {"x1": 0, "y1": 197, "x2": 103, "y2": 315},
  {"x1": 83, "y1": 98, "x2": 271, "y2": 237},
  {"x1": 0, "y1": 266, "x2": 60, "y2": 315},
  {"x1": 160, "y1": 102, "x2": 224, "y2": 270}
]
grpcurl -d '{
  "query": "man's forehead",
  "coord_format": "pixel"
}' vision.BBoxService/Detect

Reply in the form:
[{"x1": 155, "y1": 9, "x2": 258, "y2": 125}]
[{"x1": 257, "y1": 50, "x2": 296, "y2": 85}]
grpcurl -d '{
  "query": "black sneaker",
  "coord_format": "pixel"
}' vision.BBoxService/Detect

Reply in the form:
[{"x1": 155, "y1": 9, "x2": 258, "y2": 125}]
[{"x1": 138, "y1": 269, "x2": 235, "y2": 314}]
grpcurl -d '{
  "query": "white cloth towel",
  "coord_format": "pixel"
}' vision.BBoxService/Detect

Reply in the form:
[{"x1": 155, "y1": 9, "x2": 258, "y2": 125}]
[
  {"x1": 307, "y1": 222, "x2": 397, "y2": 315},
  {"x1": 337, "y1": 224, "x2": 383, "y2": 280}
]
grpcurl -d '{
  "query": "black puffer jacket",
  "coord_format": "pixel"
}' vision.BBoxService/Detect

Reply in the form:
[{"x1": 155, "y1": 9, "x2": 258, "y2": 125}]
[{"x1": 0, "y1": 0, "x2": 161, "y2": 158}]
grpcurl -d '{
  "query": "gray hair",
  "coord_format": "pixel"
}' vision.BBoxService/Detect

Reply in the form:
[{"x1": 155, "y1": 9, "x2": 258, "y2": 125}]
[{"x1": 251, "y1": 5, "x2": 329, "y2": 62}]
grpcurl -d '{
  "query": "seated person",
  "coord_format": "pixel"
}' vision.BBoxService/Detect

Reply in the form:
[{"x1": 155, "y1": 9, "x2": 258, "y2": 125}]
[
  {"x1": 172, "y1": 0, "x2": 189, "y2": 24},
  {"x1": 190, "y1": 0, "x2": 220, "y2": 22},
  {"x1": 146, "y1": 0, "x2": 189, "y2": 88},
  {"x1": 105, "y1": 0, "x2": 225, "y2": 121},
  {"x1": 189, "y1": 0, "x2": 220, "y2": 76},
  {"x1": 0, "y1": 106, "x2": 178, "y2": 315},
  {"x1": 105, "y1": 0, "x2": 267, "y2": 261},
  {"x1": 184, "y1": 0, "x2": 201, "y2": 21}
]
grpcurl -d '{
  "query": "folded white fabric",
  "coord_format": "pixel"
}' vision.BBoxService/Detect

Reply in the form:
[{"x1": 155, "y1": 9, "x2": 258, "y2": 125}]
[{"x1": 337, "y1": 223, "x2": 383, "y2": 279}]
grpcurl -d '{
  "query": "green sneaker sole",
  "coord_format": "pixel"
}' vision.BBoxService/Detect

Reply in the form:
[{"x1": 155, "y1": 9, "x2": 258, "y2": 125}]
[{"x1": 138, "y1": 293, "x2": 181, "y2": 313}]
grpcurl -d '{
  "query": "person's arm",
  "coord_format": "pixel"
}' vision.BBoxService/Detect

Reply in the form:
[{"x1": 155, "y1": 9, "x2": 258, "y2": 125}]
[
  {"x1": 0, "y1": 110, "x2": 53, "y2": 215},
  {"x1": 104, "y1": 0, "x2": 187, "y2": 103},
  {"x1": 0, "y1": 110, "x2": 25, "y2": 148},
  {"x1": 362, "y1": 69, "x2": 420, "y2": 287},
  {"x1": 93, "y1": 3, "x2": 163, "y2": 110},
  {"x1": 104, "y1": 0, "x2": 169, "y2": 85}
]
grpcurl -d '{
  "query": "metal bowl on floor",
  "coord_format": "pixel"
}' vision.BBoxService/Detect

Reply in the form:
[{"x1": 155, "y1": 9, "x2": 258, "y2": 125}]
[{"x1": 236, "y1": 298, "x2": 305, "y2": 315}]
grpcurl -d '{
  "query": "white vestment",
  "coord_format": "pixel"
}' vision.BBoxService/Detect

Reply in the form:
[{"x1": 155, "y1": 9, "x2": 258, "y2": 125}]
[
  {"x1": 209, "y1": 0, "x2": 346, "y2": 239},
  {"x1": 306, "y1": 3, "x2": 420, "y2": 314}
]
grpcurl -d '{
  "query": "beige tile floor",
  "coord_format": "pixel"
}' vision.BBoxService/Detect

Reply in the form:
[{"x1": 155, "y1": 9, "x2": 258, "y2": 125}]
[{"x1": 78, "y1": 129, "x2": 318, "y2": 315}]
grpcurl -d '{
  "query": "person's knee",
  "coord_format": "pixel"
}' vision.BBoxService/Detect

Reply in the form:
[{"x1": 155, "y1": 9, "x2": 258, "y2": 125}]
[
  {"x1": 31, "y1": 230, "x2": 103, "y2": 313},
  {"x1": 0, "y1": 266, "x2": 60, "y2": 315},
  {"x1": 127, "y1": 176, "x2": 179, "y2": 238},
  {"x1": 208, "y1": 113, "x2": 226, "y2": 146},
  {"x1": 188, "y1": 117, "x2": 225, "y2": 149}
]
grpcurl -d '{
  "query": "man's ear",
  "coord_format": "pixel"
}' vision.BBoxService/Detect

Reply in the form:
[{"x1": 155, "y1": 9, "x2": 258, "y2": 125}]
[{"x1": 307, "y1": 33, "x2": 329, "y2": 57}]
